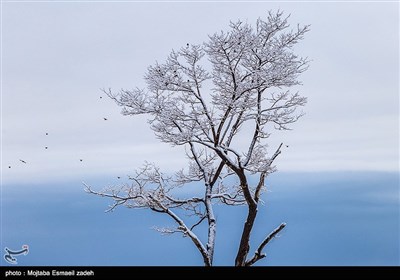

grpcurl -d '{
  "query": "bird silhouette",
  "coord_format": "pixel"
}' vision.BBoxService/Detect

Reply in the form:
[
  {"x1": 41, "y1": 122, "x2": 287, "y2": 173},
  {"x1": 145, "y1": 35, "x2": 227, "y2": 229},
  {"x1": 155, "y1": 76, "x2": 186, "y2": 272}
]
[
  {"x1": 45, "y1": 133, "x2": 48, "y2": 136},
  {"x1": 79, "y1": 159, "x2": 83, "y2": 162},
  {"x1": 8, "y1": 166, "x2": 11, "y2": 169},
  {"x1": 45, "y1": 146, "x2": 48, "y2": 150},
  {"x1": 103, "y1": 118, "x2": 108, "y2": 121},
  {"x1": 117, "y1": 176, "x2": 121, "y2": 179},
  {"x1": 19, "y1": 159, "x2": 27, "y2": 164},
  {"x1": 100, "y1": 96, "x2": 103, "y2": 99}
]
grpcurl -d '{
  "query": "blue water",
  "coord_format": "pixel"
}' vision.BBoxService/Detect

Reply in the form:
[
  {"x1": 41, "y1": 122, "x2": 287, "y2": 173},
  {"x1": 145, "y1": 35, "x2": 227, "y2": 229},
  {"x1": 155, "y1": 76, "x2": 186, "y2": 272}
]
[{"x1": 1, "y1": 172, "x2": 399, "y2": 266}]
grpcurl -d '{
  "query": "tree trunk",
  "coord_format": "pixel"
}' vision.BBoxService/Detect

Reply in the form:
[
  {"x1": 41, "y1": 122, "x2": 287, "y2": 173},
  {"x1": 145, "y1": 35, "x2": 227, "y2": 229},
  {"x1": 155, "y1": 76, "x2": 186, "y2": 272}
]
[
  {"x1": 205, "y1": 183, "x2": 216, "y2": 265},
  {"x1": 235, "y1": 203, "x2": 258, "y2": 266}
]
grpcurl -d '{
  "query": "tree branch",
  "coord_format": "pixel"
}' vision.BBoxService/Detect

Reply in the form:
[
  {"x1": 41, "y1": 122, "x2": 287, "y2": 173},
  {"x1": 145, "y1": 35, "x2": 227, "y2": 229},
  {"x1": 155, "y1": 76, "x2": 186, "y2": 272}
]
[
  {"x1": 254, "y1": 172, "x2": 266, "y2": 203},
  {"x1": 149, "y1": 195, "x2": 212, "y2": 266},
  {"x1": 190, "y1": 215, "x2": 207, "y2": 231},
  {"x1": 243, "y1": 89, "x2": 263, "y2": 166},
  {"x1": 270, "y1": 142, "x2": 283, "y2": 164},
  {"x1": 245, "y1": 223, "x2": 287, "y2": 266}
]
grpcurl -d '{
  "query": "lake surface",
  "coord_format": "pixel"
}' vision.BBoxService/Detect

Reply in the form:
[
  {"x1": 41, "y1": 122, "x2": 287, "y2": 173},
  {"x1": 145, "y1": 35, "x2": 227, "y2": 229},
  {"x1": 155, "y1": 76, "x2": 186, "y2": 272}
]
[{"x1": 1, "y1": 172, "x2": 399, "y2": 266}]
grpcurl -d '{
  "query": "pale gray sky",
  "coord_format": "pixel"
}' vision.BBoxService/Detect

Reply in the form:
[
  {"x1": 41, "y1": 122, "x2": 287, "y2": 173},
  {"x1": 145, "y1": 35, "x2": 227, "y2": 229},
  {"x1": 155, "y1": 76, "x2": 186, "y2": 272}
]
[{"x1": 2, "y1": 1, "x2": 399, "y2": 184}]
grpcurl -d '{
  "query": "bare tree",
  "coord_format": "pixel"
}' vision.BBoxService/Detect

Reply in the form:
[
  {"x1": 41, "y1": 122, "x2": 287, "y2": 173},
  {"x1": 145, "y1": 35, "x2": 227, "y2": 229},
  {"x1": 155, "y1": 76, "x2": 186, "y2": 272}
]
[{"x1": 85, "y1": 10, "x2": 309, "y2": 266}]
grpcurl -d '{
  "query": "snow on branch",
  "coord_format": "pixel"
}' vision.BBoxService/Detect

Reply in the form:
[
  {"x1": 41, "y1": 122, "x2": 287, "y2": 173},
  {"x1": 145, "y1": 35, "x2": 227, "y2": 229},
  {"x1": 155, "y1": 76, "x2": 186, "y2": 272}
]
[{"x1": 84, "y1": 162, "x2": 205, "y2": 214}]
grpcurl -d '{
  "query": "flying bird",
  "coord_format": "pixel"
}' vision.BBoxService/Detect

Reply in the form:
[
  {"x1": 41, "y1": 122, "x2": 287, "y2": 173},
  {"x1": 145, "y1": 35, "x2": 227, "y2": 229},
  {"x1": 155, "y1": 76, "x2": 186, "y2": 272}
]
[
  {"x1": 103, "y1": 118, "x2": 108, "y2": 121},
  {"x1": 19, "y1": 159, "x2": 27, "y2": 164},
  {"x1": 8, "y1": 166, "x2": 11, "y2": 169},
  {"x1": 100, "y1": 96, "x2": 103, "y2": 99},
  {"x1": 45, "y1": 133, "x2": 48, "y2": 136},
  {"x1": 117, "y1": 176, "x2": 121, "y2": 179},
  {"x1": 79, "y1": 159, "x2": 83, "y2": 162},
  {"x1": 45, "y1": 146, "x2": 48, "y2": 150}
]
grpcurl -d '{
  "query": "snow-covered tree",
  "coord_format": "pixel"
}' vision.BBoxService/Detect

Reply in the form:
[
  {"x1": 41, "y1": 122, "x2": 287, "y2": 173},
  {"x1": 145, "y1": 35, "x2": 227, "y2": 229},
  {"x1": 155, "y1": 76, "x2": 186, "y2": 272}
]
[{"x1": 86, "y1": 10, "x2": 309, "y2": 266}]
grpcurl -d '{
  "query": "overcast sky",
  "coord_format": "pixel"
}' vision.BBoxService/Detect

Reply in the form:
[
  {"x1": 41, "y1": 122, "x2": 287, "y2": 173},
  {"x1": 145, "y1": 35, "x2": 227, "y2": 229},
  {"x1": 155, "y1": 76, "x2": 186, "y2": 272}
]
[{"x1": 2, "y1": 1, "x2": 399, "y2": 185}]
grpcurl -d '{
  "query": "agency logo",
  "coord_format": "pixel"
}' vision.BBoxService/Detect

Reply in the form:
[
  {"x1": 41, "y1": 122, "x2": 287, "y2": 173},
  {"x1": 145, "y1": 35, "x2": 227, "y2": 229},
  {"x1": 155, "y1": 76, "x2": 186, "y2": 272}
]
[{"x1": 3, "y1": 245, "x2": 29, "y2": 264}]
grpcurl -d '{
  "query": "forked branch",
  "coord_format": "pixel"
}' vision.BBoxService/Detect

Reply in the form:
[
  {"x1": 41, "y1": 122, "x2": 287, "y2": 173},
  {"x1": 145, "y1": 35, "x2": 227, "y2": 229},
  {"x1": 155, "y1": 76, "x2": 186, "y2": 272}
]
[{"x1": 245, "y1": 223, "x2": 286, "y2": 266}]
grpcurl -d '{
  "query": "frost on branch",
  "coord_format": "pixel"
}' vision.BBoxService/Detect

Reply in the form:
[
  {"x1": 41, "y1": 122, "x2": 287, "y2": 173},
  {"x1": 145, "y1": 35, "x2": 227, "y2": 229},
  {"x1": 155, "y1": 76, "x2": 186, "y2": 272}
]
[{"x1": 91, "y1": 10, "x2": 309, "y2": 266}]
